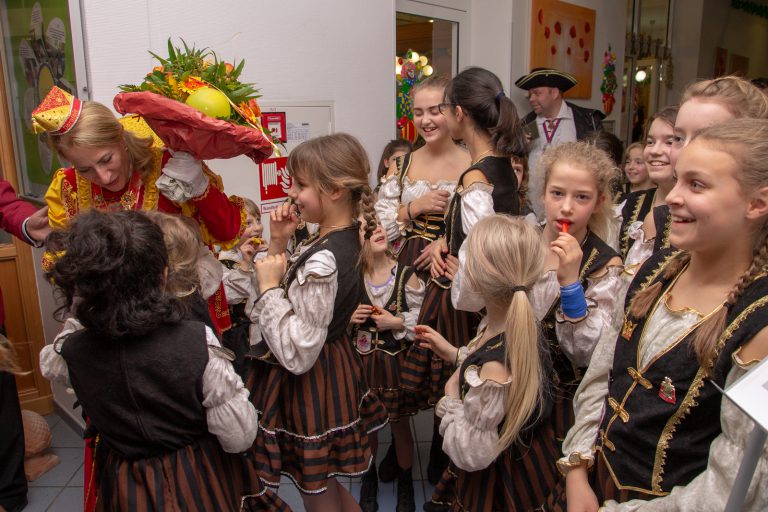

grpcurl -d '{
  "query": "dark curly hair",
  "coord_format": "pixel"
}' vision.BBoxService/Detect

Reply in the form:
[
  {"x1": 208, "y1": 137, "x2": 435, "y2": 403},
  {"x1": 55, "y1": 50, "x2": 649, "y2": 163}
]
[{"x1": 45, "y1": 210, "x2": 185, "y2": 338}]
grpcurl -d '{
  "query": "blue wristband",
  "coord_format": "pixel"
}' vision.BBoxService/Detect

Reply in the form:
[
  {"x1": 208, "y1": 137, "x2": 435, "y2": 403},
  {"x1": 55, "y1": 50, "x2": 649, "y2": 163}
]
[{"x1": 560, "y1": 281, "x2": 587, "y2": 318}]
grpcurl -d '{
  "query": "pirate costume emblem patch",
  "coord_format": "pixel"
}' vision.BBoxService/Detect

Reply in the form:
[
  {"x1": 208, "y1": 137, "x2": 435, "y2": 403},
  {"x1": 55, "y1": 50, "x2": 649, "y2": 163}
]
[{"x1": 659, "y1": 377, "x2": 676, "y2": 404}]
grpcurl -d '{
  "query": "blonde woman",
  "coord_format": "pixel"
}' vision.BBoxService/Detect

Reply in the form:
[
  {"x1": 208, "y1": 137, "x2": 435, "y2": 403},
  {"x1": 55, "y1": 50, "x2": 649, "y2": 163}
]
[{"x1": 416, "y1": 215, "x2": 558, "y2": 511}]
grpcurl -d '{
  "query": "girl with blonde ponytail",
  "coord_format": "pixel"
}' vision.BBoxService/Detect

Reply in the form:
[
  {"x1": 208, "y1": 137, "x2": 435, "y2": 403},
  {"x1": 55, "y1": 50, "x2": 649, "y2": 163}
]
[
  {"x1": 555, "y1": 119, "x2": 768, "y2": 511},
  {"x1": 416, "y1": 215, "x2": 560, "y2": 511},
  {"x1": 243, "y1": 133, "x2": 387, "y2": 511}
]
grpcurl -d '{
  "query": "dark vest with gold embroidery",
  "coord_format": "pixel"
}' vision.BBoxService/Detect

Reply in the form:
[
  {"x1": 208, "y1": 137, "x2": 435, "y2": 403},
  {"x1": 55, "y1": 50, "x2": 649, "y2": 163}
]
[
  {"x1": 445, "y1": 156, "x2": 519, "y2": 258},
  {"x1": 596, "y1": 248, "x2": 768, "y2": 495},
  {"x1": 394, "y1": 153, "x2": 446, "y2": 243},
  {"x1": 249, "y1": 226, "x2": 362, "y2": 364},
  {"x1": 652, "y1": 204, "x2": 672, "y2": 254},
  {"x1": 619, "y1": 188, "x2": 655, "y2": 258},
  {"x1": 542, "y1": 230, "x2": 619, "y2": 387},
  {"x1": 354, "y1": 264, "x2": 416, "y2": 355},
  {"x1": 459, "y1": 333, "x2": 553, "y2": 437}
]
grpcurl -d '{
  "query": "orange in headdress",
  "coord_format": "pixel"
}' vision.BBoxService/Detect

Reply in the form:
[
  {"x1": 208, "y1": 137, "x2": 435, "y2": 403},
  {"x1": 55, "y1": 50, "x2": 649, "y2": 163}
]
[{"x1": 31, "y1": 86, "x2": 83, "y2": 135}]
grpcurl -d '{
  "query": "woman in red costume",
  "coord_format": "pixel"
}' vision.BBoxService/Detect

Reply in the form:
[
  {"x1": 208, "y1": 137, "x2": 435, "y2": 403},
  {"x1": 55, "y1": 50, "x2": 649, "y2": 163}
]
[{"x1": 31, "y1": 86, "x2": 247, "y2": 511}]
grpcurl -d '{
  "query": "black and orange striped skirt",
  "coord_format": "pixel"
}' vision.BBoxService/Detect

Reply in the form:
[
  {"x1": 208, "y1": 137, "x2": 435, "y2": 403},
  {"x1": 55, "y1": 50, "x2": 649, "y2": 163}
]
[
  {"x1": 396, "y1": 236, "x2": 432, "y2": 282},
  {"x1": 400, "y1": 280, "x2": 480, "y2": 406},
  {"x1": 452, "y1": 423, "x2": 561, "y2": 512},
  {"x1": 360, "y1": 348, "x2": 429, "y2": 422},
  {"x1": 247, "y1": 334, "x2": 389, "y2": 494},
  {"x1": 94, "y1": 435, "x2": 287, "y2": 512}
]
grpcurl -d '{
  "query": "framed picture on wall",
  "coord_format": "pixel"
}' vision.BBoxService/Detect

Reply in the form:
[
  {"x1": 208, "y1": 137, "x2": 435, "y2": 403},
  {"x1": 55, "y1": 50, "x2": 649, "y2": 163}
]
[
  {"x1": 0, "y1": 0, "x2": 89, "y2": 201},
  {"x1": 530, "y1": 0, "x2": 596, "y2": 99}
]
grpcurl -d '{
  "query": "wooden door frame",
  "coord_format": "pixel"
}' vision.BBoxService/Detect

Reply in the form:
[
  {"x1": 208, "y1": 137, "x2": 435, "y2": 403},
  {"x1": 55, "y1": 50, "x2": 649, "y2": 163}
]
[{"x1": 0, "y1": 43, "x2": 53, "y2": 414}]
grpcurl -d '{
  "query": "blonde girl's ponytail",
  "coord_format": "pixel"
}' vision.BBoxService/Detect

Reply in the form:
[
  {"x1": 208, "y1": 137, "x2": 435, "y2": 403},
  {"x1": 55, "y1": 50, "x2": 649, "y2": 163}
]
[{"x1": 463, "y1": 215, "x2": 546, "y2": 450}]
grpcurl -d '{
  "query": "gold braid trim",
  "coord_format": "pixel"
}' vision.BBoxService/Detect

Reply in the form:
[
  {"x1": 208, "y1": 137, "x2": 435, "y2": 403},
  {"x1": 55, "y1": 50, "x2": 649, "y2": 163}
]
[
  {"x1": 659, "y1": 209, "x2": 672, "y2": 250},
  {"x1": 579, "y1": 247, "x2": 598, "y2": 282},
  {"x1": 651, "y1": 293, "x2": 768, "y2": 491},
  {"x1": 621, "y1": 193, "x2": 646, "y2": 257}
]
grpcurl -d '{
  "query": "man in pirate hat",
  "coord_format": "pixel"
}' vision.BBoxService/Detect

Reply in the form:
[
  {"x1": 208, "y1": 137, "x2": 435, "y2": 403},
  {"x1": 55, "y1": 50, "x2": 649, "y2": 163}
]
[{"x1": 515, "y1": 68, "x2": 604, "y2": 217}]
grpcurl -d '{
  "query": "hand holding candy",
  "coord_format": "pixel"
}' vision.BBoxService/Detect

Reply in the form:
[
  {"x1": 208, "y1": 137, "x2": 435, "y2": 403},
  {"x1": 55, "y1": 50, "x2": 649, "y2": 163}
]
[{"x1": 415, "y1": 325, "x2": 457, "y2": 363}]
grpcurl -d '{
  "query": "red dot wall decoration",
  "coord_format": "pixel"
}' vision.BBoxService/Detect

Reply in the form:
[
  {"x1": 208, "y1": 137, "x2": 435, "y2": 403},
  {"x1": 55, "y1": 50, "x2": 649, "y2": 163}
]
[{"x1": 531, "y1": 0, "x2": 596, "y2": 99}]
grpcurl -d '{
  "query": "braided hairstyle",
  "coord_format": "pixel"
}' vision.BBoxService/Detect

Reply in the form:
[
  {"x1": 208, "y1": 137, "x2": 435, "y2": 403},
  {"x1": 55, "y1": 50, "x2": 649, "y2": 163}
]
[
  {"x1": 287, "y1": 133, "x2": 376, "y2": 240},
  {"x1": 682, "y1": 76, "x2": 768, "y2": 120},
  {"x1": 629, "y1": 118, "x2": 768, "y2": 374}
]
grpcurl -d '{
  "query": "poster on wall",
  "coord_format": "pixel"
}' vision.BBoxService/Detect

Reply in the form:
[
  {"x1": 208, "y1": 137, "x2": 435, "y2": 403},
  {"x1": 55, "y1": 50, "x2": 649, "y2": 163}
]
[
  {"x1": 530, "y1": 0, "x2": 596, "y2": 99},
  {"x1": 0, "y1": 0, "x2": 87, "y2": 200}
]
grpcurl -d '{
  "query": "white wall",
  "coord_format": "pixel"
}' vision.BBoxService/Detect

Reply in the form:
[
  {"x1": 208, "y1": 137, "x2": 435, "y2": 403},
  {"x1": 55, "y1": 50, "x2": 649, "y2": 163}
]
[
  {"x1": 472, "y1": 0, "x2": 627, "y2": 127},
  {"x1": 80, "y1": 0, "x2": 396, "y2": 191}
]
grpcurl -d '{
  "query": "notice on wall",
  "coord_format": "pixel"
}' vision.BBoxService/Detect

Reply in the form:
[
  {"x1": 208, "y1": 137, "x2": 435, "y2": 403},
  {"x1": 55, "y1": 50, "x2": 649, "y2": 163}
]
[{"x1": 287, "y1": 122, "x2": 311, "y2": 144}]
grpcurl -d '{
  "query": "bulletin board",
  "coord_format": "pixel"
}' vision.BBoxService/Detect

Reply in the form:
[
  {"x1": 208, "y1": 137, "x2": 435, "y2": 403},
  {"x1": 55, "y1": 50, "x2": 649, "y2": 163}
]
[{"x1": 0, "y1": 0, "x2": 90, "y2": 202}]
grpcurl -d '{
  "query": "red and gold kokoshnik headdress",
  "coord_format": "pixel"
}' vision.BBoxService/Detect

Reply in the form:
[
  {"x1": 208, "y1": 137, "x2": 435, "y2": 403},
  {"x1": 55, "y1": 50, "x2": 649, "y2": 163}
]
[{"x1": 31, "y1": 86, "x2": 83, "y2": 135}]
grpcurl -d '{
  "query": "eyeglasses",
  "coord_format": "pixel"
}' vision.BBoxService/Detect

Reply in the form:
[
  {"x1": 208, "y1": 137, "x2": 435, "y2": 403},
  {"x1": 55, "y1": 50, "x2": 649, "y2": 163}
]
[{"x1": 437, "y1": 102, "x2": 456, "y2": 115}]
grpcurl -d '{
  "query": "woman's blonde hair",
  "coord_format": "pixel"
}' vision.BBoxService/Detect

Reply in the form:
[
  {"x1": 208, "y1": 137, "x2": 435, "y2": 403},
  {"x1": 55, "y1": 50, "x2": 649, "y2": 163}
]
[
  {"x1": 145, "y1": 211, "x2": 202, "y2": 296},
  {"x1": 49, "y1": 101, "x2": 156, "y2": 179},
  {"x1": 535, "y1": 141, "x2": 619, "y2": 240},
  {"x1": 682, "y1": 76, "x2": 768, "y2": 120},
  {"x1": 288, "y1": 133, "x2": 376, "y2": 239},
  {"x1": 463, "y1": 215, "x2": 546, "y2": 450},
  {"x1": 629, "y1": 118, "x2": 768, "y2": 375}
]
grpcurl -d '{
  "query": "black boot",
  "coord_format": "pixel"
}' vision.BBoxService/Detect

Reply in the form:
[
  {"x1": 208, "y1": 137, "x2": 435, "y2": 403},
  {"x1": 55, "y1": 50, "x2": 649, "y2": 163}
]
[
  {"x1": 395, "y1": 467, "x2": 415, "y2": 512},
  {"x1": 377, "y1": 442, "x2": 399, "y2": 482},
  {"x1": 359, "y1": 463, "x2": 379, "y2": 512},
  {"x1": 427, "y1": 423, "x2": 449, "y2": 485}
]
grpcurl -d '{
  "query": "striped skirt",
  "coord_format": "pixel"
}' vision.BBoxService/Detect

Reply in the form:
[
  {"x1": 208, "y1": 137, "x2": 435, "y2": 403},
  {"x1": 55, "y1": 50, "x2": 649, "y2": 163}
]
[
  {"x1": 452, "y1": 422, "x2": 561, "y2": 512},
  {"x1": 400, "y1": 280, "x2": 480, "y2": 406},
  {"x1": 94, "y1": 435, "x2": 287, "y2": 512},
  {"x1": 360, "y1": 348, "x2": 429, "y2": 422},
  {"x1": 545, "y1": 450, "x2": 655, "y2": 510},
  {"x1": 246, "y1": 334, "x2": 389, "y2": 494},
  {"x1": 396, "y1": 236, "x2": 431, "y2": 283},
  {"x1": 551, "y1": 379, "x2": 579, "y2": 443}
]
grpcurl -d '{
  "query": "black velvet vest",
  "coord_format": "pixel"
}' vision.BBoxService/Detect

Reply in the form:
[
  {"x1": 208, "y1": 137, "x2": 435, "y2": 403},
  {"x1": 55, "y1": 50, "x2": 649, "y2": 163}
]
[
  {"x1": 596, "y1": 248, "x2": 768, "y2": 495},
  {"x1": 542, "y1": 230, "x2": 619, "y2": 387},
  {"x1": 619, "y1": 188, "x2": 655, "y2": 259},
  {"x1": 353, "y1": 264, "x2": 415, "y2": 355},
  {"x1": 652, "y1": 204, "x2": 672, "y2": 254},
  {"x1": 250, "y1": 226, "x2": 362, "y2": 363},
  {"x1": 446, "y1": 156, "x2": 519, "y2": 257},
  {"x1": 459, "y1": 332, "x2": 553, "y2": 437},
  {"x1": 433, "y1": 156, "x2": 519, "y2": 290},
  {"x1": 61, "y1": 321, "x2": 209, "y2": 459}
]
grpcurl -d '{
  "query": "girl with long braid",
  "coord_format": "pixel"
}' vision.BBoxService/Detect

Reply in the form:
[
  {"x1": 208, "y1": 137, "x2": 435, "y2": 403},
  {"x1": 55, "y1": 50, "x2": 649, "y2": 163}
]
[
  {"x1": 556, "y1": 119, "x2": 768, "y2": 511},
  {"x1": 244, "y1": 134, "x2": 388, "y2": 511}
]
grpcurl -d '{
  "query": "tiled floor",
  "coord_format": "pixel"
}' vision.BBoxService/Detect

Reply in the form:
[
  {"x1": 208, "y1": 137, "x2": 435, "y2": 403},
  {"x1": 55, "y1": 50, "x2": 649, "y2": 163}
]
[
  {"x1": 30, "y1": 410, "x2": 439, "y2": 511},
  {"x1": 24, "y1": 413, "x2": 85, "y2": 512}
]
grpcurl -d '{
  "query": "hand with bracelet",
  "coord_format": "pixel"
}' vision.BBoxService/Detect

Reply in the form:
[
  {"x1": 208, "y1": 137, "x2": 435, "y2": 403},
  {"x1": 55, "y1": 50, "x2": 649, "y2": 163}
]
[
  {"x1": 396, "y1": 189, "x2": 451, "y2": 224},
  {"x1": 550, "y1": 231, "x2": 588, "y2": 320}
]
